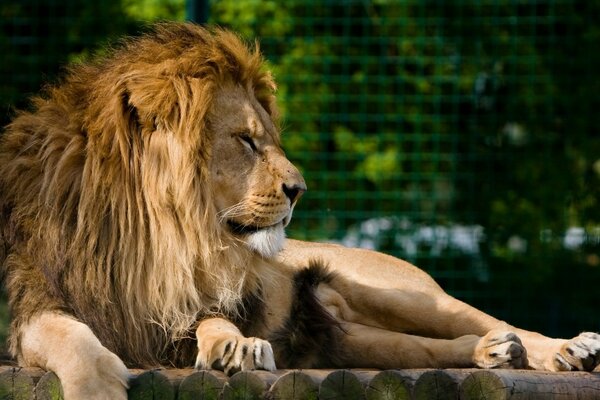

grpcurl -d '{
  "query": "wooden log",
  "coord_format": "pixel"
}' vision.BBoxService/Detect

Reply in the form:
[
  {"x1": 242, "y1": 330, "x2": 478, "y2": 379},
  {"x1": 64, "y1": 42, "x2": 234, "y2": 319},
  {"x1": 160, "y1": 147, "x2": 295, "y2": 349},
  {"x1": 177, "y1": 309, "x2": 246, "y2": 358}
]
[
  {"x1": 159, "y1": 368, "x2": 195, "y2": 387},
  {"x1": 4, "y1": 365, "x2": 600, "y2": 400},
  {"x1": 0, "y1": 367, "x2": 35, "y2": 400},
  {"x1": 13, "y1": 368, "x2": 45, "y2": 384},
  {"x1": 269, "y1": 370, "x2": 319, "y2": 400},
  {"x1": 365, "y1": 370, "x2": 416, "y2": 400},
  {"x1": 35, "y1": 372, "x2": 63, "y2": 400},
  {"x1": 222, "y1": 371, "x2": 276, "y2": 400},
  {"x1": 290, "y1": 369, "x2": 331, "y2": 383},
  {"x1": 177, "y1": 370, "x2": 225, "y2": 400},
  {"x1": 128, "y1": 369, "x2": 175, "y2": 400},
  {"x1": 250, "y1": 370, "x2": 280, "y2": 387},
  {"x1": 318, "y1": 370, "x2": 366, "y2": 400},
  {"x1": 412, "y1": 369, "x2": 471, "y2": 400},
  {"x1": 459, "y1": 369, "x2": 600, "y2": 400}
]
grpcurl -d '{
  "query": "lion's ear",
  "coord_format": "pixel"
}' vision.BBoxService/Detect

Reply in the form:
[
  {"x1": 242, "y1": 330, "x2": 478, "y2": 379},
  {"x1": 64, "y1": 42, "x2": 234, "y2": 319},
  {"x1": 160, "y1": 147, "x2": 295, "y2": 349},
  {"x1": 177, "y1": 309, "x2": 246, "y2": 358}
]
[{"x1": 124, "y1": 73, "x2": 180, "y2": 128}]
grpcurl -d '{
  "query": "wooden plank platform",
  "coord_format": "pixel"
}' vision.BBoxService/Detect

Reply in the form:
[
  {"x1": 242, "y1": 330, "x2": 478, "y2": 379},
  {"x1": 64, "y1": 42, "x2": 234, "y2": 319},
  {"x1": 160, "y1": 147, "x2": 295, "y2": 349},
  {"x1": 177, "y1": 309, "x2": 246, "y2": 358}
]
[{"x1": 1, "y1": 366, "x2": 599, "y2": 399}]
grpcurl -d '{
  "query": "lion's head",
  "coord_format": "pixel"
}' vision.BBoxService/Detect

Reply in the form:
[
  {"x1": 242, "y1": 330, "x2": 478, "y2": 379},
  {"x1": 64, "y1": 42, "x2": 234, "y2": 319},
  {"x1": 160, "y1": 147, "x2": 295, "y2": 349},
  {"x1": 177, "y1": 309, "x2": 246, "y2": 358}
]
[
  {"x1": 116, "y1": 22, "x2": 306, "y2": 259},
  {"x1": 207, "y1": 82, "x2": 306, "y2": 258},
  {"x1": 0, "y1": 22, "x2": 305, "y2": 366}
]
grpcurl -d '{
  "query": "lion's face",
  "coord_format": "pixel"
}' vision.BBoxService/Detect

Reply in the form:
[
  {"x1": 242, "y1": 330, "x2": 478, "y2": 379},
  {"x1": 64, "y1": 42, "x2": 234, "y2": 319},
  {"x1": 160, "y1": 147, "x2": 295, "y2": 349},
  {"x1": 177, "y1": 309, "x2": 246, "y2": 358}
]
[{"x1": 207, "y1": 84, "x2": 306, "y2": 257}]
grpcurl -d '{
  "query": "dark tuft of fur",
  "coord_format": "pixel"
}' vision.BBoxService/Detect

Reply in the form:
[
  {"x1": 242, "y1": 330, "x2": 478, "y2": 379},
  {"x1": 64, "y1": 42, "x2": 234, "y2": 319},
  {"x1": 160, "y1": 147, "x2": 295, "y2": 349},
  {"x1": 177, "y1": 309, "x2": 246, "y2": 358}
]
[
  {"x1": 234, "y1": 288, "x2": 267, "y2": 336},
  {"x1": 268, "y1": 259, "x2": 345, "y2": 368}
]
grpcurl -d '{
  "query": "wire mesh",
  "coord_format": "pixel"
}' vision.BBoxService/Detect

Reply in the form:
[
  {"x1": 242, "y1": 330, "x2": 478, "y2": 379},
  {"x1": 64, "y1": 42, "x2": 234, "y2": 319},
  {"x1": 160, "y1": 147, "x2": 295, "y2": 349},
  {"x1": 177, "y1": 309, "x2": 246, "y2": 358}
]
[
  {"x1": 1, "y1": 0, "x2": 599, "y2": 341},
  {"x1": 213, "y1": 1, "x2": 600, "y2": 337},
  {"x1": 216, "y1": 0, "x2": 600, "y2": 337}
]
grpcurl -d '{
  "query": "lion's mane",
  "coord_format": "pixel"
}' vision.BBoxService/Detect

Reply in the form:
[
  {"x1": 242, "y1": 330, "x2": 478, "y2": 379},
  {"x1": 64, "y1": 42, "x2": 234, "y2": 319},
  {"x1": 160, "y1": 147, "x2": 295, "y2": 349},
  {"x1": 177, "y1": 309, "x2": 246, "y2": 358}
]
[{"x1": 0, "y1": 23, "x2": 278, "y2": 367}]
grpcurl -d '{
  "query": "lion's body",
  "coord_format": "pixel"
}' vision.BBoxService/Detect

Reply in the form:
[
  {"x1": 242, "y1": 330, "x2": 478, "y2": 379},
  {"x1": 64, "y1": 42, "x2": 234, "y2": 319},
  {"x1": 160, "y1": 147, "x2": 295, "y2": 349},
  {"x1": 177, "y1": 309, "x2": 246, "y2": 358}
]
[{"x1": 1, "y1": 22, "x2": 598, "y2": 399}]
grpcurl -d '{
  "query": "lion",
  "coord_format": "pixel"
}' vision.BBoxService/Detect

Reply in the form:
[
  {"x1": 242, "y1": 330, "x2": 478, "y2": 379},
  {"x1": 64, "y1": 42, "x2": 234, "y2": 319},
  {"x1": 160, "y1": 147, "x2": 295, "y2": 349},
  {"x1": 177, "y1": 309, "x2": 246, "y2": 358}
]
[{"x1": 0, "y1": 22, "x2": 598, "y2": 400}]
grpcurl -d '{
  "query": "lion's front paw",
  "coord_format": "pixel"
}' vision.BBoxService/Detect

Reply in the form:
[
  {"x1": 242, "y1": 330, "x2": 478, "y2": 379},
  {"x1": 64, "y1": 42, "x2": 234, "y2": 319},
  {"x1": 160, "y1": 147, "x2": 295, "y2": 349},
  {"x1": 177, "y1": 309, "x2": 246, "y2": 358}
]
[
  {"x1": 196, "y1": 336, "x2": 276, "y2": 376},
  {"x1": 61, "y1": 348, "x2": 130, "y2": 400},
  {"x1": 474, "y1": 330, "x2": 528, "y2": 369},
  {"x1": 552, "y1": 332, "x2": 600, "y2": 371}
]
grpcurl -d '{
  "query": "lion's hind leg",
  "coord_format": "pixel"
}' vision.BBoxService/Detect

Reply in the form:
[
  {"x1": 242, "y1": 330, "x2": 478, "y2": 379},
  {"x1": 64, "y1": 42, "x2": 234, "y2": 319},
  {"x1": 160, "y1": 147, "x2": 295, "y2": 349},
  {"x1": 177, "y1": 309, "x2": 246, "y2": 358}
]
[
  {"x1": 335, "y1": 322, "x2": 527, "y2": 370},
  {"x1": 311, "y1": 263, "x2": 527, "y2": 370},
  {"x1": 267, "y1": 259, "x2": 526, "y2": 370}
]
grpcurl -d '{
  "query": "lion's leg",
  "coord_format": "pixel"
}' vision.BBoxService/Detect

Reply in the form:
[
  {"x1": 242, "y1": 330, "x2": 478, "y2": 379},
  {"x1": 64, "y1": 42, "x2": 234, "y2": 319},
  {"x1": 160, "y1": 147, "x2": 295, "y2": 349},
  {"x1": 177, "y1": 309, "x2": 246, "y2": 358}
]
[
  {"x1": 329, "y1": 264, "x2": 600, "y2": 371},
  {"x1": 195, "y1": 317, "x2": 276, "y2": 376},
  {"x1": 283, "y1": 241, "x2": 600, "y2": 371},
  {"x1": 18, "y1": 312, "x2": 130, "y2": 400},
  {"x1": 337, "y1": 322, "x2": 526, "y2": 369},
  {"x1": 323, "y1": 267, "x2": 600, "y2": 371},
  {"x1": 500, "y1": 329, "x2": 600, "y2": 371},
  {"x1": 283, "y1": 240, "x2": 504, "y2": 338}
]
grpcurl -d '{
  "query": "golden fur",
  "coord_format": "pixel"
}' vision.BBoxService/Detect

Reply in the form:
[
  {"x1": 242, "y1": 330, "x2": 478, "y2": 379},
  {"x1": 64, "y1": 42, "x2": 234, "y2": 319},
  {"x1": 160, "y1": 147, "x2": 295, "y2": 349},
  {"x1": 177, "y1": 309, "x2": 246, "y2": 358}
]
[
  {"x1": 0, "y1": 23, "x2": 278, "y2": 367},
  {"x1": 1, "y1": 23, "x2": 599, "y2": 398}
]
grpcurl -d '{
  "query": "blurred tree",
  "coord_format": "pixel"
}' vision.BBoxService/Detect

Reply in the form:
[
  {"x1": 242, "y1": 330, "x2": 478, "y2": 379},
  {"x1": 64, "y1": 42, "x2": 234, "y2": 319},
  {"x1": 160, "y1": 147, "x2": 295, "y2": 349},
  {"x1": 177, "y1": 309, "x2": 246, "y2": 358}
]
[
  {"x1": 209, "y1": 0, "x2": 600, "y2": 246},
  {"x1": 0, "y1": 0, "x2": 138, "y2": 126},
  {"x1": 124, "y1": 0, "x2": 185, "y2": 21}
]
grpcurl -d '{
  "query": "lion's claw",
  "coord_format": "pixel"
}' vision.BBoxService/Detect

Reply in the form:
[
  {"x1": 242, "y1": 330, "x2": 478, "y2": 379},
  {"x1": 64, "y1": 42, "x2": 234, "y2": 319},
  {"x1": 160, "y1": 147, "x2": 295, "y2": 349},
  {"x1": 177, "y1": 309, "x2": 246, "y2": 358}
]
[
  {"x1": 474, "y1": 330, "x2": 528, "y2": 369},
  {"x1": 554, "y1": 332, "x2": 600, "y2": 371},
  {"x1": 196, "y1": 336, "x2": 276, "y2": 376}
]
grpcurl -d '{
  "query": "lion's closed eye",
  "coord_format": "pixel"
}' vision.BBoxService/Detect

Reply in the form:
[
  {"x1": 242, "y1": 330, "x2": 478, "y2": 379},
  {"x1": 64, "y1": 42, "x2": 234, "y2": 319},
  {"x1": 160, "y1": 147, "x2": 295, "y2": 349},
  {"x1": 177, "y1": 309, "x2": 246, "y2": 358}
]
[{"x1": 239, "y1": 134, "x2": 257, "y2": 152}]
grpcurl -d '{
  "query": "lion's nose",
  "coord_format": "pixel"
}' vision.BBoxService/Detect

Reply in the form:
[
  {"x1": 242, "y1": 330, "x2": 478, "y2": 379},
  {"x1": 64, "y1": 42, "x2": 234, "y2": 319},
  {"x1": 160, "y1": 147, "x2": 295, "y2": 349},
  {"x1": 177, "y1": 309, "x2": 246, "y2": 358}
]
[{"x1": 282, "y1": 182, "x2": 307, "y2": 204}]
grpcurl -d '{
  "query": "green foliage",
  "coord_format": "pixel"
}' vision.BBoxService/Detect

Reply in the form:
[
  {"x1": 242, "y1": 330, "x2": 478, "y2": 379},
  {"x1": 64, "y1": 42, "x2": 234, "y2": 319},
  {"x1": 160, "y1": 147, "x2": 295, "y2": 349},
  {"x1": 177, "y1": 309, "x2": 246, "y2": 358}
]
[
  {"x1": 333, "y1": 127, "x2": 402, "y2": 185},
  {"x1": 0, "y1": 0, "x2": 139, "y2": 126},
  {"x1": 124, "y1": 0, "x2": 185, "y2": 21},
  {"x1": 210, "y1": 0, "x2": 291, "y2": 38}
]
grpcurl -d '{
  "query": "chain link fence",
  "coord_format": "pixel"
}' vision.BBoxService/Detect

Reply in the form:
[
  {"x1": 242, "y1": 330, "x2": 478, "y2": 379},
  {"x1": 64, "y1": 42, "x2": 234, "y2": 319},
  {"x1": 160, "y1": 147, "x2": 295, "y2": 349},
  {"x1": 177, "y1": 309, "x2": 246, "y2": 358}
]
[{"x1": 1, "y1": 0, "x2": 599, "y2": 342}]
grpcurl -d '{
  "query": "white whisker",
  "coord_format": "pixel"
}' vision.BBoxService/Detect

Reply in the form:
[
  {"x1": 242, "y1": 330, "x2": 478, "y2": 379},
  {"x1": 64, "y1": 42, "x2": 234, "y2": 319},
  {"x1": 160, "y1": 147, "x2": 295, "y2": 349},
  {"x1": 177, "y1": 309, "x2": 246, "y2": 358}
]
[{"x1": 217, "y1": 201, "x2": 247, "y2": 223}]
